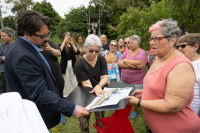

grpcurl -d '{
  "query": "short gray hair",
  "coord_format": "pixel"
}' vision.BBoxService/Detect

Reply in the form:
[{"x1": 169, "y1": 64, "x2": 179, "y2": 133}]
[
  {"x1": 84, "y1": 34, "x2": 102, "y2": 47},
  {"x1": 152, "y1": 18, "x2": 181, "y2": 45},
  {"x1": 130, "y1": 35, "x2": 141, "y2": 45},
  {"x1": 125, "y1": 37, "x2": 130, "y2": 41},
  {"x1": 1, "y1": 27, "x2": 15, "y2": 39},
  {"x1": 109, "y1": 40, "x2": 118, "y2": 49}
]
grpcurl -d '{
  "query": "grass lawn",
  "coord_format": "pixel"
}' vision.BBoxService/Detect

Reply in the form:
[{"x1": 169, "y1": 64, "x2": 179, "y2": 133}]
[{"x1": 49, "y1": 107, "x2": 147, "y2": 133}]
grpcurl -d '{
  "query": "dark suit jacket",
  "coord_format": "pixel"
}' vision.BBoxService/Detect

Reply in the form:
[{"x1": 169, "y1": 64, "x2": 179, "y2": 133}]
[{"x1": 4, "y1": 37, "x2": 76, "y2": 129}]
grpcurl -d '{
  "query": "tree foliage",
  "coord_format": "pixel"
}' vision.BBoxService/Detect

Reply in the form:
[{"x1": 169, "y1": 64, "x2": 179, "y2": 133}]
[
  {"x1": 32, "y1": 0, "x2": 61, "y2": 34},
  {"x1": 2, "y1": 15, "x2": 16, "y2": 30},
  {"x1": 5, "y1": 0, "x2": 34, "y2": 16},
  {"x1": 117, "y1": 0, "x2": 200, "y2": 50}
]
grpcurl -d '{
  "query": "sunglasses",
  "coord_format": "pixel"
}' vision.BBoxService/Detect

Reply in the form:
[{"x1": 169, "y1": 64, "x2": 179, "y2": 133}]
[
  {"x1": 88, "y1": 49, "x2": 100, "y2": 53},
  {"x1": 176, "y1": 44, "x2": 189, "y2": 49},
  {"x1": 110, "y1": 44, "x2": 117, "y2": 47},
  {"x1": 124, "y1": 42, "x2": 128, "y2": 44}
]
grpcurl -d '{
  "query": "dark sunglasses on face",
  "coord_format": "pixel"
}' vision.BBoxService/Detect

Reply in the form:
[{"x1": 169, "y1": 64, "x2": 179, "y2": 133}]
[
  {"x1": 88, "y1": 49, "x2": 100, "y2": 53},
  {"x1": 110, "y1": 44, "x2": 117, "y2": 47},
  {"x1": 124, "y1": 42, "x2": 128, "y2": 44},
  {"x1": 176, "y1": 44, "x2": 189, "y2": 49}
]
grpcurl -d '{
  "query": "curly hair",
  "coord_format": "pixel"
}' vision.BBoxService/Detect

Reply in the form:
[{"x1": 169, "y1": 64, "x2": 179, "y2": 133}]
[{"x1": 75, "y1": 34, "x2": 85, "y2": 42}]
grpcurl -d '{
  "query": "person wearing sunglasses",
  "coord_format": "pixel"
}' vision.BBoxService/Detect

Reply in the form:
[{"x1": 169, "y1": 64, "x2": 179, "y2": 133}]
[
  {"x1": 75, "y1": 34, "x2": 108, "y2": 133},
  {"x1": 177, "y1": 33, "x2": 200, "y2": 117},
  {"x1": 126, "y1": 18, "x2": 200, "y2": 133},
  {"x1": 124, "y1": 37, "x2": 130, "y2": 50},
  {"x1": 59, "y1": 32, "x2": 80, "y2": 98},
  {"x1": 117, "y1": 35, "x2": 147, "y2": 119},
  {"x1": 101, "y1": 40, "x2": 122, "y2": 83}
]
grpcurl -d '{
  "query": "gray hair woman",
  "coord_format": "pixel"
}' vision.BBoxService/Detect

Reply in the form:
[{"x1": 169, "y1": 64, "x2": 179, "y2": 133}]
[
  {"x1": 75, "y1": 34, "x2": 108, "y2": 133},
  {"x1": 127, "y1": 18, "x2": 200, "y2": 132},
  {"x1": 117, "y1": 34, "x2": 147, "y2": 119}
]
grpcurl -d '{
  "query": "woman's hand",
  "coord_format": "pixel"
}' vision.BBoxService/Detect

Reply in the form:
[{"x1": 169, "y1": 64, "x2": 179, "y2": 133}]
[
  {"x1": 126, "y1": 96, "x2": 139, "y2": 106},
  {"x1": 79, "y1": 47, "x2": 83, "y2": 56},
  {"x1": 89, "y1": 85, "x2": 107, "y2": 97},
  {"x1": 131, "y1": 89, "x2": 143, "y2": 98},
  {"x1": 69, "y1": 36, "x2": 74, "y2": 45}
]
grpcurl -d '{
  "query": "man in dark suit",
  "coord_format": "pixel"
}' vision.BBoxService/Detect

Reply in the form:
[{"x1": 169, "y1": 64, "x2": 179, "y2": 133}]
[{"x1": 4, "y1": 10, "x2": 89, "y2": 129}]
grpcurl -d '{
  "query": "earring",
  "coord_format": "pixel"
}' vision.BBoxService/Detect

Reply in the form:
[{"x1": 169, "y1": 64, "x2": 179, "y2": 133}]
[{"x1": 194, "y1": 51, "x2": 196, "y2": 53}]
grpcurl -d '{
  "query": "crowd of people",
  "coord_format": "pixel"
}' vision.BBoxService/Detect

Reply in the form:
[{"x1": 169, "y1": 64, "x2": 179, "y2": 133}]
[{"x1": 0, "y1": 10, "x2": 200, "y2": 133}]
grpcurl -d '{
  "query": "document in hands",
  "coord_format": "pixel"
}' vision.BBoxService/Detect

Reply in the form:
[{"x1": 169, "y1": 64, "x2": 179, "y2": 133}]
[
  {"x1": 85, "y1": 87, "x2": 132, "y2": 109},
  {"x1": 0, "y1": 92, "x2": 48, "y2": 133}
]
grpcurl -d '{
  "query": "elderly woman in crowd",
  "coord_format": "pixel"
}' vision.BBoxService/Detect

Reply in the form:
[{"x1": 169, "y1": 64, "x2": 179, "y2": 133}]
[
  {"x1": 59, "y1": 32, "x2": 79, "y2": 97},
  {"x1": 101, "y1": 40, "x2": 122, "y2": 83},
  {"x1": 127, "y1": 18, "x2": 200, "y2": 133},
  {"x1": 75, "y1": 34, "x2": 108, "y2": 133},
  {"x1": 99, "y1": 34, "x2": 109, "y2": 54},
  {"x1": 75, "y1": 34, "x2": 85, "y2": 60},
  {"x1": 117, "y1": 35, "x2": 147, "y2": 119},
  {"x1": 118, "y1": 38, "x2": 126, "y2": 53},
  {"x1": 124, "y1": 37, "x2": 130, "y2": 50},
  {"x1": 177, "y1": 33, "x2": 200, "y2": 117}
]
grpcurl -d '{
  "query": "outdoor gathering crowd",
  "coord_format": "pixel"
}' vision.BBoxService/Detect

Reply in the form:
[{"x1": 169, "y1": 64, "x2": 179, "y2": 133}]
[{"x1": 0, "y1": 10, "x2": 200, "y2": 133}]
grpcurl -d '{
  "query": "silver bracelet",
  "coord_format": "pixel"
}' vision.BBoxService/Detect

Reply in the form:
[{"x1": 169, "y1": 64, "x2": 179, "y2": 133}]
[{"x1": 122, "y1": 59, "x2": 124, "y2": 64}]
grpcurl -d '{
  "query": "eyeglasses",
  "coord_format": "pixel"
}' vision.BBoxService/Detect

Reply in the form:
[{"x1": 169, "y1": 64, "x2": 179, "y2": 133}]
[
  {"x1": 176, "y1": 44, "x2": 189, "y2": 49},
  {"x1": 147, "y1": 36, "x2": 171, "y2": 44},
  {"x1": 88, "y1": 48, "x2": 100, "y2": 53},
  {"x1": 34, "y1": 31, "x2": 51, "y2": 41},
  {"x1": 124, "y1": 42, "x2": 129, "y2": 44},
  {"x1": 110, "y1": 44, "x2": 117, "y2": 47}
]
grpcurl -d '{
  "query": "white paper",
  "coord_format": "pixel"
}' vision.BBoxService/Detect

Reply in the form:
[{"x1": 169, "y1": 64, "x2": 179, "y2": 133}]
[
  {"x1": 86, "y1": 87, "x2": 132, "y2": 109},
  {"x1": 23, "y1": 100, "x2": 49, "y2": 133},
  {"x1": 0, "y1": 92, "x2": 35, "y2": 133},
  {"x1": 0, "y1": 92, "x2": 49, "y2": 133}
]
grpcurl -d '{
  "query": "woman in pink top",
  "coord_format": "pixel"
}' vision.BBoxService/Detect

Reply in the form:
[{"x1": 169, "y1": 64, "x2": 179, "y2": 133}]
[
  {"x1": 127, "y1": 18, "x2": 200, "y2": 133},
  {"x1": 117, "y1": 35, "x2": 147, "y2": 119}
]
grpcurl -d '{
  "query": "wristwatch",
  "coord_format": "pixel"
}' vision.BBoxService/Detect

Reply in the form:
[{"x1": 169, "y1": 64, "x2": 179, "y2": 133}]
[
  {"x1": 98, "y1": 83, "x2": 103, "y2": 88},
  {"x1": 138, "y1": 98, "x2": 141, "y2": 107}
]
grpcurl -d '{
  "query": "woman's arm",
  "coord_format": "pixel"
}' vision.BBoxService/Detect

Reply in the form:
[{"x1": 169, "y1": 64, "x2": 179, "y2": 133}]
[
  {"x1": 44, "y1": 43, "x2": 61, "y2": 57},
  {"x1": 123, "y1": 59, "x2": 145, "y2": 69},
  {"x1": 128, "y1": 62, "x2": 195, "y2": 114},
  {"x1": 60, "y1": 36, "x2": 68, "y2": 51},
  {"x1": 117, "y1": 59, "x2": 134, "y2": 69}
]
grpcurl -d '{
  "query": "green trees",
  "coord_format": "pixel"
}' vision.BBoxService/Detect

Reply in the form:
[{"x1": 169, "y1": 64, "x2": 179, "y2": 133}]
[
  {"x1": 117, "y1": 0, "x2": 200, "y2": 50},
  {"x1": 32, "y1": 0, "x2": 61, "y2": 34}
]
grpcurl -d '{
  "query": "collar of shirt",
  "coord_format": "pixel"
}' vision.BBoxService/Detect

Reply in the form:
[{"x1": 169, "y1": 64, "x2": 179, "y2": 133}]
[{"x1": 20, "y1": 36, "x2": 40, "y2": 53}]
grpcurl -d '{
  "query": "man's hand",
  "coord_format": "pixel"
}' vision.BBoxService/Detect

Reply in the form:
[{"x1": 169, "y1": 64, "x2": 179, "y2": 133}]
[
  {"x1": 89, "y1": 85, "x2": 106, "y2": 97},
  {"x1": 74, "y1": 106, "x2": 90, "y2": 119},
  {"x1": 2, "y1": 56, "x2": 5, "y2": 62}
]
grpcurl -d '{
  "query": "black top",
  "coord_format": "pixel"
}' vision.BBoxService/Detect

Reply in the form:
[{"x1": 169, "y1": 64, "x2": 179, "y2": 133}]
[
  {"x1": 100, "y1": 43, "x2": 110, "y2": 52},
  {"x1": 75, "y1": 55, "x2": 108, "y2": 88},
  {"x1": 59, "y1": 44, "x2": 80, "y2": 74},
  {"x1": 40, "y1": 41, "x2": 62, "y2": 78}
]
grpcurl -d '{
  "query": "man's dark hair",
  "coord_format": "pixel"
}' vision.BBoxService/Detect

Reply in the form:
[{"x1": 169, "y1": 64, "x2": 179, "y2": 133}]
[{"x1": 17, "y1": 10, "x2": 50, "y2": 36}]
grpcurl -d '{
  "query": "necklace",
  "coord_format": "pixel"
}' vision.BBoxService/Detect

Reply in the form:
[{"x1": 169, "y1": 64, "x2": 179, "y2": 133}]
[{"x1": 193, "y1": 54, "x2": 199, "y2": 61}]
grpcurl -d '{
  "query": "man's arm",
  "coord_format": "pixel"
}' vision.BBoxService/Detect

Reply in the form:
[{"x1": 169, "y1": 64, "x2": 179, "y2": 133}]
[{"x1": 15, "y1": 55, "x2": 88, "y2": 117}]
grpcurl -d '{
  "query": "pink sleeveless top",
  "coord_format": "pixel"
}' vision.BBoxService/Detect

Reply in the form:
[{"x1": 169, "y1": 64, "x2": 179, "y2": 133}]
[{"x1": 142, "y1": 54, "x2": 200, "y2": 133}]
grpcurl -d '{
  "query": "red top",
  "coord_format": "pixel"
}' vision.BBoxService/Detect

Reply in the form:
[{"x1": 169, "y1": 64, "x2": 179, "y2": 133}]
[{"x1": 142, "y1": 54, "x2": 200, "y2": 133}]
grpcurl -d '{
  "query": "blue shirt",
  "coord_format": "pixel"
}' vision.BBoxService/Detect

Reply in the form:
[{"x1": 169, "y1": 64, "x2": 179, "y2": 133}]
[
  {"x1": 0, "y1": 42, "x2": 9, "y2": 72},
  {"x1": 20, "y1": 36, "x2": 77, "y2": 116}
]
